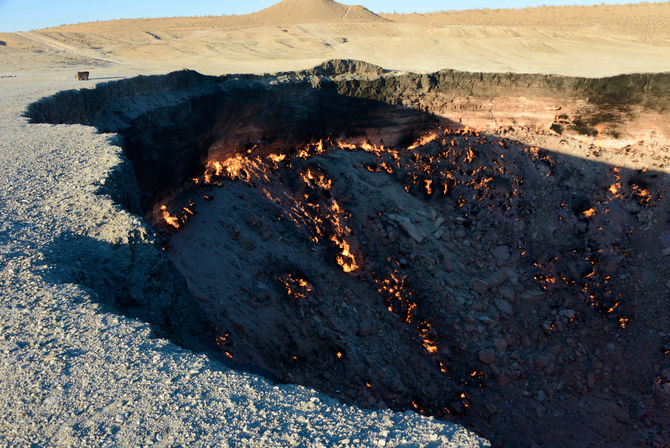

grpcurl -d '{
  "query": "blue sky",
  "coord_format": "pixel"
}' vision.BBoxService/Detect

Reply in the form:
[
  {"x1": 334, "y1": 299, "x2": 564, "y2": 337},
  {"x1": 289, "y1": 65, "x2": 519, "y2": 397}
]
[{"x1": 0, "y1": 0, "x2": 659, "y2": 32}]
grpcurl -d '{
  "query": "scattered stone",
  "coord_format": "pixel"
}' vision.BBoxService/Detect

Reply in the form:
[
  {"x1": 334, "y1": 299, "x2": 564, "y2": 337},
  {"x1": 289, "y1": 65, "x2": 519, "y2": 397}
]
[
  {"x1": 599, "y1": 255, "x2": 619, "y2": 273},
  {"x1": 389, "y1": 215, "x2": 426, "y2": 243},
  {"x1": 492, "y1": 245, "x2": 509, "y2": 262},
  {"x1": 501, "y1": 267, "x2": 519, "y2": 284},
  {"x1": 489, "y1": 270, "x2": 507, "y2": 286},
  {"x1": 624, "y1": 200, "x2": 641, "y2": 214},
  {"x1": 357, "y1": 324, "x2": 373, "y2": 337},
  {"x1": 496, "y1": 371, "x2": 510, "y2": 387},
  {"x1": 479, "y1": 349, "x2": 496, "y2": 364},
  {"x1": 494, "y1": 299, "x2": 513, "y2": 317},
  {"x1": 260, "y1": 228, "x2": 273, "y2": 240},
  {"x1": 521, "y1": 290, "x2": 544, "y2": 301},
  {"x1": 574, "y1": 221, "x2": 588, "y2": 234},
  {"x1": 587, "y1": 372, "x2": 596, "y2": 388},
  {"x1": 449, "y1": 400, "x2": 466, "y2": 416},
  {"x1": 500, "y1": 287, "x2": 516, "y2": 301},
  {"x1": 535, "y1": 355, "x2": 551, "y2": 369},
  {"x1": 470, "y1": 278, "x2": 491, "y2": 294},
  {"x1": 239, "y1": 238, "x2": 256, "y2": 251},
  {"x1": 477, "y1": 315, "x2": 496, "y2": 325},
  {"x1": 494, "y1": 337, "x2": 507, "y2": 353},
  {"x1": 559, "y1": 309, "x2": 575, "y2": 320}
]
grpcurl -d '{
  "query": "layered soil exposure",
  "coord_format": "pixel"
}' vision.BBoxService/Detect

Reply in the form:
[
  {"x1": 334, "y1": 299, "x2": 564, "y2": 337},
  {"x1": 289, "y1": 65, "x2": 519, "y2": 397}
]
[{"x1": 28, "y1": 61, "x2": 670, "y2": 447}]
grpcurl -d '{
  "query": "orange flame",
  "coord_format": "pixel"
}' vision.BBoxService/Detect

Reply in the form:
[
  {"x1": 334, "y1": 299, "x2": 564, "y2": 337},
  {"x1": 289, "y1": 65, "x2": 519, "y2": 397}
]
[
  {"x1": 337, "y1": 141, "x2": 357, "y2": 150},
  {"x1": 582, "y1": 208, "x2": 596, "y2": 218},
  {"x1": 408, "y1": 131, "x2": 438, "y2": 150},
  {"x1": 333, "y1": 238, "x2": 358, "y2": 272},
  {"x1": 267, "y1": 153, "x2": 286, "y2": 163},
  {"x1": 278, "y1": 273, "x2": 313, "y2": 300},
  {"x1": 160, "y1": 205, "x2": 180, "y2": 229}
]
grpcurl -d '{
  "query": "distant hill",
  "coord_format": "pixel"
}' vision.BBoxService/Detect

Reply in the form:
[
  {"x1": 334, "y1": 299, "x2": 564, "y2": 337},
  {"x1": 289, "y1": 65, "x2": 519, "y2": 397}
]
[{"x1": 247, "y1": 0, "x2": 389, "y2": 24}]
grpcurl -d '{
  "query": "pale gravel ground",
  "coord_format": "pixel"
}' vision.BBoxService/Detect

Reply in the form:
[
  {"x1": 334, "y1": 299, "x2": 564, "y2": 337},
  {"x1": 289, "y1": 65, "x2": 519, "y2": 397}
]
[{"x1": 0, "y1": 70, "x2": 490, "y2": 446}]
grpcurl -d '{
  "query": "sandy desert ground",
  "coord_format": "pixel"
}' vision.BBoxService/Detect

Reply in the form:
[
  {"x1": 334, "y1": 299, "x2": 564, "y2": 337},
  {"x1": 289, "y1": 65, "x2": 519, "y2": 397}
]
[
  {"x1": 1, "y1": 0, "x2": 670, "y2": 76},
  {"x1": 1, "y1": 1, "x2": 670, "y2": 447}
]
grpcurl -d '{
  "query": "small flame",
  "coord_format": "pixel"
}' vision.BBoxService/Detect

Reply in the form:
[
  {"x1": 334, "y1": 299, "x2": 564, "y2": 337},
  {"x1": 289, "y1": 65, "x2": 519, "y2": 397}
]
[
  {"x1": 332, "y1": 236, "x2": 358, "y2": 273},
  {"x1": 301, "y1": 169, "x2": 332, "y2": 190},
  {"x1": 408, "y1": 131, "x2": 438, "y2": 150},
  {"x1": 582, "y1": 208, "x2": 596, "y2": 218},
  {"x1": 278, "y1": 273, "x2": 313, "y2": 300},
  {"x1": 160, "y1": 205, "x2": 180, "y2": 229},
  {"x1": 267, "y1": 153, "x2": 286, "y2": 163},
  {"x1": 337, "y1": 141, "x2": 357, "y2": 150}
]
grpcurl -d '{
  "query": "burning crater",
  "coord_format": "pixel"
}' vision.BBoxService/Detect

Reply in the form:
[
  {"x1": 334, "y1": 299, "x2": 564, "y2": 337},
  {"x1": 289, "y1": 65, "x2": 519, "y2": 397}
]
[{"x1": 28, "y1": 61, "x2": 670, "y2": 447}]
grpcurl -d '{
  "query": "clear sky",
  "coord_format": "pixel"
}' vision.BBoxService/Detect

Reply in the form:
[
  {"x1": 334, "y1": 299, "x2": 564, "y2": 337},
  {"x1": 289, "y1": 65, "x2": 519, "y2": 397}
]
[{"x1": 0, "y1": 0, "x2": 659, "y2": 32}]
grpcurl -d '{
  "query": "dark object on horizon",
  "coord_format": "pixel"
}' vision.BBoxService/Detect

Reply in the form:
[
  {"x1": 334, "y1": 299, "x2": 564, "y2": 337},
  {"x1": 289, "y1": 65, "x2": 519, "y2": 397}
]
[{"x1": 75, "y1": 71, "x2": 89, "y2": 81}]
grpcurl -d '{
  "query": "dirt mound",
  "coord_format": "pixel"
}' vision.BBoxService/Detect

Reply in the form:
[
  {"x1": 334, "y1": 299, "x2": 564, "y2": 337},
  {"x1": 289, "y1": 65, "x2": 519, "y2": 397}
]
[
  {"x1": 248, "y1": 0, "x2": 389, "y2": 24},
  {"x1": 305, "y1": 59, "x2": 387, "y2": 76}
]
